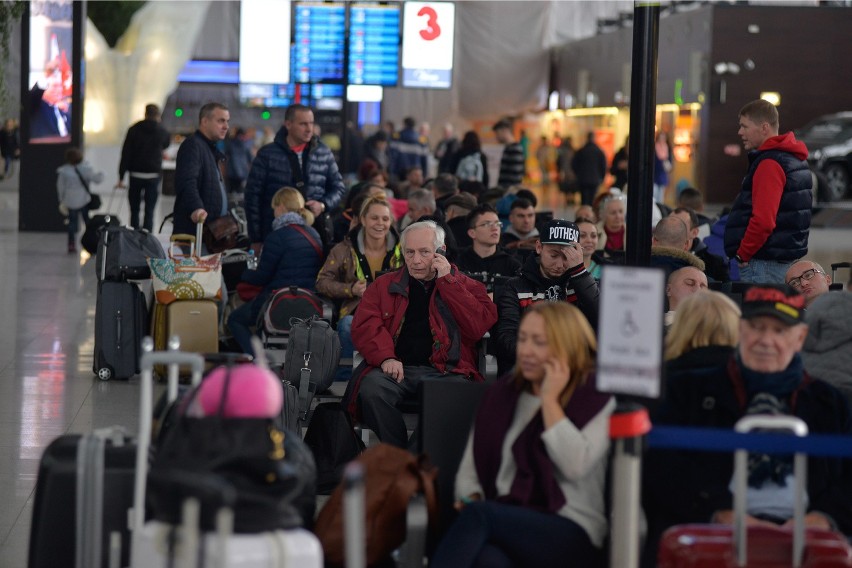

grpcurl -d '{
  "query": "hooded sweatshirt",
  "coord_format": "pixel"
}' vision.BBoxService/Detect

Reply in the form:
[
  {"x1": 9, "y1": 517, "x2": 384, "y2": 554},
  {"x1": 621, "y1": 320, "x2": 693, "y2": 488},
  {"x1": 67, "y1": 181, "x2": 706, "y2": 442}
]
[{"x1": 724, "y1": 132, "x2": 811, "y2": 262}]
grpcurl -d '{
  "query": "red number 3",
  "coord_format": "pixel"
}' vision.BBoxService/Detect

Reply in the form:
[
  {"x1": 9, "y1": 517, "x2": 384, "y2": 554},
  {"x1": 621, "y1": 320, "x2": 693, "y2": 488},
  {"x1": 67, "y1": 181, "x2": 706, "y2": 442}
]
[{"x1": 418, "y1": 6, "x2": 441, "y2": 41}]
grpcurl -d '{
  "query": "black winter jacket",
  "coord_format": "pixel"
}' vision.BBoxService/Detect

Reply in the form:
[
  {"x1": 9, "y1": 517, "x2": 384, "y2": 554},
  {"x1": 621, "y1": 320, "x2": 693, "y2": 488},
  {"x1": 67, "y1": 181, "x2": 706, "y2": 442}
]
[
  {"x1": 244, "y1": 127, "x2": 346, "y2": 243},
  {"x1": 643, "y1": 350, "x2": 852, "y2": 561},
  {"x1": 119, "y1": 119, "x2": 170, "y2": 178},
  {"x1": 495, "y1": 254, "x2": 600, "y2": 373},
  {"x1": 455, "y1": 247, "x2": 521, "y2": 279},
  {"x1": 172, "y1": 131, "x2": 226, "y2": 236}
]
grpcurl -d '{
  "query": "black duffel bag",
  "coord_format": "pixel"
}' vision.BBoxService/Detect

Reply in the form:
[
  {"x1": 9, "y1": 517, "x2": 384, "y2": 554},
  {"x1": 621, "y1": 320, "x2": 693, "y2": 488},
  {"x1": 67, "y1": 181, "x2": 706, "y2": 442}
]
[
  {"x1": 146, "y1": 366, "x2": 317, "y2": 532},
  {"x1": 96, "y1": 225, "x2": 165, "y2": 281}
]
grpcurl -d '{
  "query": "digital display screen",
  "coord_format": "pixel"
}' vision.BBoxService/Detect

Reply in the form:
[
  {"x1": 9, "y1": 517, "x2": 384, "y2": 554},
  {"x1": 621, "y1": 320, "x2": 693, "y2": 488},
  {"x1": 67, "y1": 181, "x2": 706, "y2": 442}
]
[
  {"x1": 28, "y1": 0, "x2": 73, "y2": 143},
  {"x1": 292, "y1": 2, "x2": 346, "y2": 83},
  {"x1": 239, "y1": 83, "x2": 311, "y2": 108},
  {"x1": 238, "y1": 83, "x2": 343, "y2": 109},
  {"x1": 349, "y1": 2, "x2": 400, "y2": 86}
]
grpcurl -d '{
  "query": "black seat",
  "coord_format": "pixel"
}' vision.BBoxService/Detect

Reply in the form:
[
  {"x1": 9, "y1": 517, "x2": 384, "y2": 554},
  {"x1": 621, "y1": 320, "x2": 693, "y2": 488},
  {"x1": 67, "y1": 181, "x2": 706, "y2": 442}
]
[{"x1": 418, "y1": 379, "x2": 488, "y2": 536}]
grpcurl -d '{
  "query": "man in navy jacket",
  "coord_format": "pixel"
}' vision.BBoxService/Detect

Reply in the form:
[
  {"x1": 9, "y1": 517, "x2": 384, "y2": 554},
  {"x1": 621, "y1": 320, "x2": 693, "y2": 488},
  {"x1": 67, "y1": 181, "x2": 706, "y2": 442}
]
[
  {"x1": 172, "y1": 102, "x2": 230, "y2": 236},
  {"x1": 244, "y1": 104, "x2": 346, "y2": 249}
]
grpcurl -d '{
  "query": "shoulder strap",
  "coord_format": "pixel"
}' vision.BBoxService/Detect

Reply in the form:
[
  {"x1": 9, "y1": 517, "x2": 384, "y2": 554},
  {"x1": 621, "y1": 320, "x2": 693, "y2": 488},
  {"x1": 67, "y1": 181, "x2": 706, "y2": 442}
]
[
  {"x1": 74, "y1": 167, "x2": 91, "y2": 194},
  {"x1": 291, "y1": 224, "x2": 323, "y2": 260}
]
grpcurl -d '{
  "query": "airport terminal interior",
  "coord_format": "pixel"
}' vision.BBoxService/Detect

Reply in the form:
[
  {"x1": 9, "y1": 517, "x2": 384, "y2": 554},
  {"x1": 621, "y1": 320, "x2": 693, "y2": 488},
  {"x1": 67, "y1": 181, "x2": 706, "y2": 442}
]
[{"x1": 2, "y1": 1, "x2": 852, "y2": 566}]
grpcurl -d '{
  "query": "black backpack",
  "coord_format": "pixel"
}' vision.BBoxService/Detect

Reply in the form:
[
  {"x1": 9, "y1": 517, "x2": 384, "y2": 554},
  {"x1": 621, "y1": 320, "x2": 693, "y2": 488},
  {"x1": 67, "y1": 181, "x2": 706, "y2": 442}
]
[
  {"x1": 82, "y1": 214, "x2": 120, "y2": 255},
  {"x1": 304, "y1": 402, "x2": 365, "y2": 494},
  {"x1": 257, "y1": 286, "x2": 331, "y2": 337},
  {"x1": 280, "y1": 316, "x2": 342, "y2": 422}
]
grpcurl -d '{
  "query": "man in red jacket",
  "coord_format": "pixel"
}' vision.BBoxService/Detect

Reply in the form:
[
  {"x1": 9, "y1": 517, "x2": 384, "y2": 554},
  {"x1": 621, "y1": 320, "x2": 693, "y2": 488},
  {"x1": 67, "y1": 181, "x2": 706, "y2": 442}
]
[{"x1": 346, "y1": 220, "x2": 498, "y2": 447}]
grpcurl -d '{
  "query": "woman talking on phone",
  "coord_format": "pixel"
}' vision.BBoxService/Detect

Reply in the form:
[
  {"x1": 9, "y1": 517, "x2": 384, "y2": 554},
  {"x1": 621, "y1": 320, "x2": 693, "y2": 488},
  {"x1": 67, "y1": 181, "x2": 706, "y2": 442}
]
[{"x1": 431, "y1": 302, "x2": 614, "y2": 567}]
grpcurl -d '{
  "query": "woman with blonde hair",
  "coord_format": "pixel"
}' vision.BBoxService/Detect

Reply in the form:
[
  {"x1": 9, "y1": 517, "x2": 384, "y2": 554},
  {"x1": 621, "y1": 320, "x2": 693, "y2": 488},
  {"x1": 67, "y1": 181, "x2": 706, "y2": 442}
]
[
  {"x1": 664, "y1": 290, "x2": 740, "y2": 362},
  {"x1": 228, "y1": 186, "x2": 323, "y2": 355},
  {"x1": 317, "y1": 194, "x2": 403, "y2": 379},
  {"x1": 431, "y1": 302, "x2": 615, "y2": 567}
]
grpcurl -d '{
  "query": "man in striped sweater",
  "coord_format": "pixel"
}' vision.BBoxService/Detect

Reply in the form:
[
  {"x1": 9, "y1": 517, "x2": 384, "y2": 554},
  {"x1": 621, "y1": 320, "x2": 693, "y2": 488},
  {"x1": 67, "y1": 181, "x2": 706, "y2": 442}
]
[{"x1": 493, "y1": 119, "x2": 525, "y2": 188}]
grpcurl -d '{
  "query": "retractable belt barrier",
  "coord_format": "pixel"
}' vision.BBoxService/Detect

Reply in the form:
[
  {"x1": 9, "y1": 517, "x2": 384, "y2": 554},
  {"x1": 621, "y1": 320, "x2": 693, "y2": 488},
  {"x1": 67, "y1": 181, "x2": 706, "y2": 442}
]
[{"x1": 648, "y1": 426, "x2": 852, "y2": 458}]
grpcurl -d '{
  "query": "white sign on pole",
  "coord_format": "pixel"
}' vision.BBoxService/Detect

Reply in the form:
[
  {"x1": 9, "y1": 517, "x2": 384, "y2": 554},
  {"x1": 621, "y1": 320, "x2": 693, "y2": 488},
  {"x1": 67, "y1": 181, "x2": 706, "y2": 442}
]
[
  {"x1": 401, "y1": 1, "x2": 455, "y2": 89},
  {"x1": 596, "y1": 265, "x2": 665, "y2": 398}
]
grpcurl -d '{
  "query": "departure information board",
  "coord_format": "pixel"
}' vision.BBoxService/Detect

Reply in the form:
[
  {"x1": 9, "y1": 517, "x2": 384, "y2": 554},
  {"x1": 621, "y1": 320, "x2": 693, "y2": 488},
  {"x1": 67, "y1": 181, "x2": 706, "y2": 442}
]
[
  {"x1": 349, "y1": 2, "x2": 400, "y2": 86},
  {"x1": 292, "y1": 1, "x2": 346, "y2": 83}
]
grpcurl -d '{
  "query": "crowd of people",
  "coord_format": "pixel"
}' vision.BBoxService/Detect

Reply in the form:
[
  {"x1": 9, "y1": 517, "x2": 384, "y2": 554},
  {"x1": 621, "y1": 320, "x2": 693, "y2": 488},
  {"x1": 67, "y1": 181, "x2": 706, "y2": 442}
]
[{"x1": 156, "y1": 98, "x2": 852, "y2": 566}]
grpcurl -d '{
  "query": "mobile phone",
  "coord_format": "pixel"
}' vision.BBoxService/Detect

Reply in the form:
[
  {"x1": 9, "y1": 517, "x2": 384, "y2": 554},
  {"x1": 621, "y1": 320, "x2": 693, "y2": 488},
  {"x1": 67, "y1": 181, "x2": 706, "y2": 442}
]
[{"x1": 435, "y1": 247, "x2": 446, "y2": 257}]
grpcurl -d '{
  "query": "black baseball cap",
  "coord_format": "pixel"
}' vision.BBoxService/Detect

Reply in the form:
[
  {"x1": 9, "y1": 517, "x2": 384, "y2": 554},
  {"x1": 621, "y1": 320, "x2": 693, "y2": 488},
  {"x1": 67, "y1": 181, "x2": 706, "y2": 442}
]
[{"x1": 540, "y1": 219, "x2": 580, "y2": 246}]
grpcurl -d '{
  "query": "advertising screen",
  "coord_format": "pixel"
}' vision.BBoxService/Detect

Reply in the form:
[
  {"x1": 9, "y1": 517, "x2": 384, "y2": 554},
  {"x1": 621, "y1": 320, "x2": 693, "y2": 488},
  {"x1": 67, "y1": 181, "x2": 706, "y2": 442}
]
[
  {"x1": 401, "y1": 1, "x2": 455, "y2": 89},
  {"x1": 28, "y1": 0, "x2": 73, "y2": 143},
  {"x1": 349, "y1": 2, "x2": 400, "y2": 86},
  {"x1": 292, "y1": 1, "x2": 346, "y2": 83}
]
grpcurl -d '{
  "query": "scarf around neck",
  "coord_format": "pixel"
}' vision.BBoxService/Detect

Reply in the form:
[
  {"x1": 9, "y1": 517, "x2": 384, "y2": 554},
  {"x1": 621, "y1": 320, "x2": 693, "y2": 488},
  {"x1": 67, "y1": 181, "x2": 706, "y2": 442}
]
[
  {"x1": 472, "y1": 374, "x2": 610, "y2": 513},
  {"x1": 272, "y1": 211, "x2": 305, "y2": 231}
]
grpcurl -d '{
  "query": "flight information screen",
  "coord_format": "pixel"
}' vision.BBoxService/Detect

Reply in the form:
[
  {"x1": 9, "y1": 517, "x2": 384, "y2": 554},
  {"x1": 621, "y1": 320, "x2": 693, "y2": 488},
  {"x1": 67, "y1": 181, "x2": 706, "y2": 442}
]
[
  {"x1": 292, "y1": 1, "x2": 346, "y2": 83},
  {"x1": 349, "y1": 2, "x2": 400, "y2": 86}
]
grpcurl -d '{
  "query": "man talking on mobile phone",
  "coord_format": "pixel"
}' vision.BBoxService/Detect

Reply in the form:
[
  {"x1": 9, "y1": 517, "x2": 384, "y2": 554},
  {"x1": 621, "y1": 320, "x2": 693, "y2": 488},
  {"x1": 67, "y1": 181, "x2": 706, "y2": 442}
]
[
  {"x1": 344, "y1": 220, "x2": 497, "y2": 448},
  {"x1": 495, "y1": 219, "x2": 600, "y2": 375}
]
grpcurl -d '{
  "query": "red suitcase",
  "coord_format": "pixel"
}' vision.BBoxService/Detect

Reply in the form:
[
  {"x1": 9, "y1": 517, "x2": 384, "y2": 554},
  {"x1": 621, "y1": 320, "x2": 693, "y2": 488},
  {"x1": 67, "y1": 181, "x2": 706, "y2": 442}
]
[{"x1": 658, "y1": 415, "x2": 852, "y2": 568}]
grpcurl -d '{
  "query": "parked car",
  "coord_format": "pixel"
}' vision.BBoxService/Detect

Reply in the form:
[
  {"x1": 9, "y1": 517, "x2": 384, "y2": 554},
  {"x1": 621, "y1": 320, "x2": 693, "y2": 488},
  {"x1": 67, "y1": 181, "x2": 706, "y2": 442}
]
[{"x1": 794, "y1": 112, "x2": 852, "y2": 202}]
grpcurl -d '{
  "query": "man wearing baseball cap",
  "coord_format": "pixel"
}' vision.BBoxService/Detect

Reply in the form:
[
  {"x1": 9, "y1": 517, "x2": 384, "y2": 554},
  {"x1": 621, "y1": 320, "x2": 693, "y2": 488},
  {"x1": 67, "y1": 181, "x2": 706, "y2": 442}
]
[
  {"x1": 643, "y1": 284, "x2": 852, "y2": 562},
  {"x1": 494, "y1": 218, "x2": 600, "y2": 375}
]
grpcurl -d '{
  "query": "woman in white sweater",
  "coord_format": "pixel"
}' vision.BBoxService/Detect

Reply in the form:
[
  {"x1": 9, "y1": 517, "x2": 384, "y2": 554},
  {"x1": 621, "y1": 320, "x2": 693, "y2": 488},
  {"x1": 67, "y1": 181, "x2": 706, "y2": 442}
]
[{"x1": 431, "y1": 301, "x2": 615, "y2": 567}]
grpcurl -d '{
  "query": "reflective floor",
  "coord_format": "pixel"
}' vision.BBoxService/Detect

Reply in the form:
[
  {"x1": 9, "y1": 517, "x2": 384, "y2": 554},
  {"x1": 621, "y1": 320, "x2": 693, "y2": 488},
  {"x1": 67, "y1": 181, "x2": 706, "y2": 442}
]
[{"x1": 0, "y1": 168, "x2": 849, "y2": 567}]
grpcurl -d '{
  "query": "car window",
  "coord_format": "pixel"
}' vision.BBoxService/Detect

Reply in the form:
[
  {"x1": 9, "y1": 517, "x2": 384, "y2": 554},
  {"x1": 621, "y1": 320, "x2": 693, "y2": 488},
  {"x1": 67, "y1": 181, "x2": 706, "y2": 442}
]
[{"x1": 799, "y1": 118, "x2": 852, "y2": 143}]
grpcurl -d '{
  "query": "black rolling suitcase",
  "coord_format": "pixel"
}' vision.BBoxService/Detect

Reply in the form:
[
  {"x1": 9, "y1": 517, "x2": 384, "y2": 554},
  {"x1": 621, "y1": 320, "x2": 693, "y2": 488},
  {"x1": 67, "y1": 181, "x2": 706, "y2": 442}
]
[
  {"x1": 28, "y1": 428, "x2": 136, "y2": 568},
  {"x1": 93, "y1": 280, "x2": 147, "y2": 380}
]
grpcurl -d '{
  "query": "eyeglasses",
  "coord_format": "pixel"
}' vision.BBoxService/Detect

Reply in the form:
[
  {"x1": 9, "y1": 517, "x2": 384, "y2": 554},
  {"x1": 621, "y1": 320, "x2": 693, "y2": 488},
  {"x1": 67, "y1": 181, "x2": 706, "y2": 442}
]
[
  {"x1": 475, "y1": 221, "x2": 502, "y2": 229},
  {"x1": 787, "y1": 268, "x2": 823, "y2": 289}
]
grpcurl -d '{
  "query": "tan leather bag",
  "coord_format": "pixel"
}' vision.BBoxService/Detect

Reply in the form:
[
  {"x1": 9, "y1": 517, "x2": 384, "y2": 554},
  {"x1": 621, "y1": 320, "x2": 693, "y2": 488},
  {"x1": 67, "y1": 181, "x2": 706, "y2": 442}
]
[{"x1": 314, "y1": 443, "x2": 438, "y2": 566}]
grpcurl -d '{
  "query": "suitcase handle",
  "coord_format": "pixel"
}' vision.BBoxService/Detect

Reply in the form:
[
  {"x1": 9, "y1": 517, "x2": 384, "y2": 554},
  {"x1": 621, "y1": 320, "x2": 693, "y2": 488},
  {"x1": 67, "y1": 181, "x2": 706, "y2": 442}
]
[
  {"x1": 131, "y1": 339, "x2": 205, "y2": 547},
  {"x1": 733, "y1": 415, "x2": 809, "y2": 568}
]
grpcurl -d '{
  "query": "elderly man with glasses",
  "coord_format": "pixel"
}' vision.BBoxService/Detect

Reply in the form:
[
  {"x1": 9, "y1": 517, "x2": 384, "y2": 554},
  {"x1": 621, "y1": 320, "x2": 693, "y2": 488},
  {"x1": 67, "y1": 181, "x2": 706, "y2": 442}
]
[{"x1": 785, "y1": 260, "x2": 832, "y2": 306}]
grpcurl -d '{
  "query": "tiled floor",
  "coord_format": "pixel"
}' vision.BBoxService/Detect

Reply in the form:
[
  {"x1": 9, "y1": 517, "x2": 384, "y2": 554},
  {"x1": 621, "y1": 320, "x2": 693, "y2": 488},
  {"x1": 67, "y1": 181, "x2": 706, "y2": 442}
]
[{"x1": 0, "y1": 166, "x2": 849, "y2": 567}]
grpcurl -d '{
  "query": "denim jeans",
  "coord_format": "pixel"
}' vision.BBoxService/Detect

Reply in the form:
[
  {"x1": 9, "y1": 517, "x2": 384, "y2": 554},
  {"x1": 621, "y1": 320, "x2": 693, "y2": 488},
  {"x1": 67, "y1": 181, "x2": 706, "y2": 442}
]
[
  {"x1": 739, "y1": 258, "x2": 797, "y2": 285},
  {"x1": 430, "y1": 501, "x2": 601, "y2": 568},
  {"x1": 128, "y1": 176, "x2": 160, "y2": 232},
  {"x1": 67, "y1": 205, "x2": 90, "y2": 244},
  {"x1": 335, "y1": 315, "x2": 354, "y2": 381},
  {"x1": 227, "y1": 296, "x2": 263, "y2": 356}
]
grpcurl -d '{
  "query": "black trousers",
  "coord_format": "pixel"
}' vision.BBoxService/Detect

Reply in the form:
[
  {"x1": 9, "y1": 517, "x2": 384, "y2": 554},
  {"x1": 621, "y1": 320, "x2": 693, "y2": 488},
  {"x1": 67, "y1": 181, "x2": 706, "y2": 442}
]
[{"x1": 358, "y1": 365, "x2": 467, "y2": 448}]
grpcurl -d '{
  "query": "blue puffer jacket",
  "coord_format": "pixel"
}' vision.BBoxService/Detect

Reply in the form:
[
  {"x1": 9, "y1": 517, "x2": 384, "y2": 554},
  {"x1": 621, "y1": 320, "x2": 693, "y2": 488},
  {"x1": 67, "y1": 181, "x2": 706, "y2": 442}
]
[
  {"x1": 240, "y1": 217, "x2": 323, "y2": 294},
  {"x1": 724, "y1": 147, "x2": 811, "y2": 262},
  {"x1": 388, "y1": 127, "x2": 428, "y2": 178},
  {"x1": 173, "y1": 131, "x2": 227, "y2": 236},
  {"x1": 244, "y1": 127, "x2": 346, "y2": 243}
]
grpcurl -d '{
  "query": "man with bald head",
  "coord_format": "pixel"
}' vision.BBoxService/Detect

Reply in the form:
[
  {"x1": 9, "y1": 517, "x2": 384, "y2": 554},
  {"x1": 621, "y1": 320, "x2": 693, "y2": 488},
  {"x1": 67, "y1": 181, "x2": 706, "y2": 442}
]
[
  {"x1": 785, "y1": 260, "x2": 832, "y2": 306},
  {"x1": 665, "y1": 266, "x2": 708, "y2": 327},
  {"x1": 651, "y1": 216, "x2": 705, "y2": 277}
]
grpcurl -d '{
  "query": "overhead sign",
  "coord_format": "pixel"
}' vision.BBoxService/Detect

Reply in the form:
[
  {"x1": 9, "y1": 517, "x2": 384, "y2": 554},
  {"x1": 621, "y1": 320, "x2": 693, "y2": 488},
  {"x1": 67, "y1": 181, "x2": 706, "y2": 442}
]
[
  {"x1": 401, "y1": 1, "x2": 455, "y2": 89},
  {"x1": 292, "y1": 1, "x2": 346, "y2": 83},
  {"x1": 239, "y1": 0, "x2": 291, "y2": 84},
  {"x1": 349, "y1": 2, "x2": 400, "y2": 86},
  {"x1": 596, "y1": 266, "x2": 665, "y2": 399}
]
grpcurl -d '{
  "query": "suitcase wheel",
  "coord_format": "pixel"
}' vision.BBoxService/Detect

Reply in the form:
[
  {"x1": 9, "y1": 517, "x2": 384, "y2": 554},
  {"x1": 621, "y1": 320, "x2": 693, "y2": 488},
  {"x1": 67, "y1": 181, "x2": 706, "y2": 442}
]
[{"x1": 96, "y1": 366, "x2": 113, "y2": 381}]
